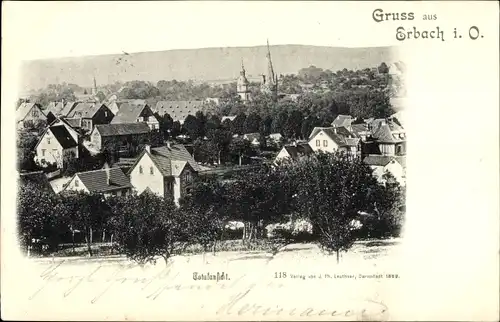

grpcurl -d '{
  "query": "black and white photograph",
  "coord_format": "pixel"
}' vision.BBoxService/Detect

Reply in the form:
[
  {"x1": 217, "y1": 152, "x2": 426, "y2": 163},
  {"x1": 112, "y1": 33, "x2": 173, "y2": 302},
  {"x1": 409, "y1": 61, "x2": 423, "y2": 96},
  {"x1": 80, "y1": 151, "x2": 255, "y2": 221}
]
[{"x1": 2, "y1": 2, "x2": 498, "y2": 321}]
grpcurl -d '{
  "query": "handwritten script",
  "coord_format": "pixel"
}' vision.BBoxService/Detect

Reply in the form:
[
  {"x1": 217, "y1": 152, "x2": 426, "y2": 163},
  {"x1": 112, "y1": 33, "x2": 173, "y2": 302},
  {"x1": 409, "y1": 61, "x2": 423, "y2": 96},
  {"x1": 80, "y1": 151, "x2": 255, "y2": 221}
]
[{"x1": 26, "y1": 259, "x2": 389, "y2": 320}]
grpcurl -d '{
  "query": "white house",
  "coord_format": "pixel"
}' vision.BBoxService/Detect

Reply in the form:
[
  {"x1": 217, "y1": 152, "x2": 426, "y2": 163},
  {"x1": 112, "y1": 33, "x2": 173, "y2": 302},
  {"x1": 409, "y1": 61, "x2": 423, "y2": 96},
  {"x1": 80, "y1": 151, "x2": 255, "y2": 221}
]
[
  {"x1": 128, "y1": 143, "x2": 201, "y2": 206},
  {"x1": 34, "y1": 125, "x2": 79, "y2": 168},
  {"x1": 308, "y1": 127, "x2": 359, "y2": 154},
  {"x1": 275, "y1": 143, "x2": 313, "y2": 164},
  {"x1": 16, "y1": 103, "x2": 47, "y2": 129},
  {"x1": 363, "y1": 155, "x2": 406, "y2": 186},
  {"x1": 268, "y1": 133, "x2": 283, "y2": 143},
  {"x1": 243, "y1": 133, "x2": 261, "y2": 146},
  {"x1": 62, "y1": 166, "x2": 132, "y2": 197}
]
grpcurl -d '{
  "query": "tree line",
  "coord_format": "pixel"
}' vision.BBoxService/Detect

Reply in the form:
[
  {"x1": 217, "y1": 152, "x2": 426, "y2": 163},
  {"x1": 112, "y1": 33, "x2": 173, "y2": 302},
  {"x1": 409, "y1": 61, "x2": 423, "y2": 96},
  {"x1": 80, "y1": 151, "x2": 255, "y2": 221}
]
[{"x1": 18, "y1": 151, "x2": 405, "y2": 264}]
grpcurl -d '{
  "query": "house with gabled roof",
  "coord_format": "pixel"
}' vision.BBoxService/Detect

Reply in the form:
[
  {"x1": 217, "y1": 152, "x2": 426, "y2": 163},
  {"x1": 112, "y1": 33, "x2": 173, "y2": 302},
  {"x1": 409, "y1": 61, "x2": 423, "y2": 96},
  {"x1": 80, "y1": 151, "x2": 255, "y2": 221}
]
[
  {"x1": 34, "y1": 125, "x2": 79, "y2": 168},
  {"x1": 128, "y1": 143, "x2": 201, "y2": 206},
  {"x1": 308, "y1": 126, "x2": 359, "y2": 155},
  {"x1": 89, "y1": 123, "x2": 151, "y2": 152},
  {"x1": 62, "y1": 166, "x2": 132, "y2": 197},
  {"x1": 45, "y1": 101, "x2": 65, "y2": 116},
  {"x1": 111, "y1": 103, "x2": 159, "y2": 130},
  {"x1": 67, "y1": 102, "x2": 114, "y2": 132},
  {"x1": 366, "y1": 118, "x2": 406, "y2": 156},
  {"x1": 16, "y1": 103, "x2": 46, "y2": 130},
  {"x1": 331, "y1": 114, "x2": 353, "y2": 131},
  {"x1": 275, "y1": 143, "x2": 313, "y2": 164},
  {"x1": 363, "y1": 155, "x2": 406, "y2": 186},
  {"x1": 243, "y1": 133, "x2": 261, "y2": 146},
  {"x1": 154, "y1": 101, "x2": 205, "y2": 124},
  {"x1": 60, "y1": 101, "x2": 78, "y2": 117}
]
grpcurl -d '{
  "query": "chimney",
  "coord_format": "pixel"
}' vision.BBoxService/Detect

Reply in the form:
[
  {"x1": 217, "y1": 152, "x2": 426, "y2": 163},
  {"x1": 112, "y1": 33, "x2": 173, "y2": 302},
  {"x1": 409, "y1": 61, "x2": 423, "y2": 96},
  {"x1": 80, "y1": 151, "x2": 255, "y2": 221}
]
[
  {"x1": 145, "y1": 144, "x2": 151, "y2": 153},
  {"x1": 105, "y1": 167, "x2": 111, "y2": 186}
]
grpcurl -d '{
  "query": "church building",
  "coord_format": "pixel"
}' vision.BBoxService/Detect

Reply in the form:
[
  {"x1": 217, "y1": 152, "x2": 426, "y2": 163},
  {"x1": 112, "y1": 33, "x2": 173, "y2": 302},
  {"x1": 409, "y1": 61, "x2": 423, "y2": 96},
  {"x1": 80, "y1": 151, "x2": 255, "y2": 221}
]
[
  {"x1": 237, "y1": 61, "x2": 251, "y2": 103},
  {"x1": 260, "y1": 39, "x2": 278, "y2": 101}
]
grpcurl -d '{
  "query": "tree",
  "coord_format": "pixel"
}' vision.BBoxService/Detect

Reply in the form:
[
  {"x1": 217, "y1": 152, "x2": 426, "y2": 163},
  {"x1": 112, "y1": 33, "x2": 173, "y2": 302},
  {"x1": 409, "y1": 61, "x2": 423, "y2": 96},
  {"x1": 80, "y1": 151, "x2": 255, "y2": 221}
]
[
  {"x1": 182, "y1": 114, "x2": 201, "y2": 140},
  {"x1": 96, "y1": 91, "x2": 106, "y2": 102},
  {"x1": 243, "y1": 112, "x2": 262, "y2": 134},
  {"x1": 259, "y1": 115, "x2": 273, "y2": 136},
  {"x1": 109, "y1": 193, "x2": 185, "y2": 265},
  {"x1": 171, "y1": 121, "x2": 181, "y2": 138},
  {"x1": 271, "y1": 110, "x2": 288, "y2": 135},
  {"x1": 283, "y1": 109, "x2": 303, "y2": 139},
  {"x1": 17, "y1": 132, "x2": 40, "y2": 171},
  {"x1": 229, "y1": 138, "x2": 253, "y2": 166},
  {"x1": 378, "y1": 62, "x2": 389, "y2": 74},
  {"x1": 293, "y1": 152, "x2": 380, "y2": 262},
  {"x1": 226, "y1": 165, "x2": 294, "y2": 241},
  {"x1": 207, "y1": 128, "x2": 232, "y2": 165},
  {"x1": 230, "y1": 113, "x2": 246, "y2": 135},
  {"x1": 195, "y1": 111, "x2": 208, "y2": 138},
  {"x1": 18, "y1": 181, "x2": 63, "y2": 254},
  {"x1": 57, "y1": 191, "x2": 110, "y2": 256}
]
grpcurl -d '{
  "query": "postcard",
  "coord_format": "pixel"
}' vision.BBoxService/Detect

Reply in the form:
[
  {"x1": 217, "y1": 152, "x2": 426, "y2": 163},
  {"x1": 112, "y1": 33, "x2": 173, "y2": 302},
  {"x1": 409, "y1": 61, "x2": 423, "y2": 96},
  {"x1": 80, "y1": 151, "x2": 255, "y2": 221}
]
[{"x1": 1, "y1": 1, "x2": 499, "y2": 321}]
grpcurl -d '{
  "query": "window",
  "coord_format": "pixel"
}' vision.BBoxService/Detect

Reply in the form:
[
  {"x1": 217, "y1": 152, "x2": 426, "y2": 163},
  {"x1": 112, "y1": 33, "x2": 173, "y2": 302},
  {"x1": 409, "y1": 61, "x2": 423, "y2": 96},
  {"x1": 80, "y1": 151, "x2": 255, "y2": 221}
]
[
  {"x1": 316, "y1": 140, "x2": 320, "y2": 147},
  {"x1": 75, "y1": 179, "x2": 79, "y2": 187},
  {"x1": 323, "y1": 140, "x2": 328, "y2": 147},
  {"x1": 184, "y1": 172, "x2": 192, "y2": 183},
  {"x1": 52, "y1": 149, "x2": 58, "y2": 155},
  {"x1": 150, "y1": 166, "x2": 154, "y2": 175},
  {"x1": 41, "y1": 149, "x2": 46, "y2": 157},
  {"x1": 47, "y1": 138, "x2": 51, "y2": 144},
  {"x1": 32, "y1": 109, "x2": 39, "y2": 117},
  {"x1": 396, "y1": 145, "x2": 402, "y2": 155},
  {"x1": 139, "y1": 166, "x2": 143, "y2": 174}
]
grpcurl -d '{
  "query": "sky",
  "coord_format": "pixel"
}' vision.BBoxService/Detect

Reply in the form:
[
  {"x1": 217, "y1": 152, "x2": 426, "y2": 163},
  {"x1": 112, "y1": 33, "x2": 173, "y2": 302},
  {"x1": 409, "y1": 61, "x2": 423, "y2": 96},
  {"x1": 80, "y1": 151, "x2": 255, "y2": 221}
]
[{"x1": 2, "y1": 1, "x2": 408, "y2": 61}]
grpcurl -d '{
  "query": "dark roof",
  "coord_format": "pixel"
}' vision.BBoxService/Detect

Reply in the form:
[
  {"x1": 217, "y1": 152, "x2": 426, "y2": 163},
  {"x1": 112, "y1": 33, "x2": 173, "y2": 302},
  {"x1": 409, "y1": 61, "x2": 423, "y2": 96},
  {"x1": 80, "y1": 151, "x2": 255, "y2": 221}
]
[
  {"x1": 363, "y1": 155, "x2": 402, "y2": 167},
  {"x1": 94, "y1": 123, "x2": 150, "y2": 137},
  {"x1": 111, "y1": 103, "x2": 149, "y2": 124},
  {"x1": 74, "y1": 168, "x2": 132, "y2": 193},
  {"x1": 308, "y1": 127, "x2": 359, "y2": 147},
  {"x1": 64, "y1": 118, "x2": 82, "y2": 128},
  {"x1": 283, "y1": 143, "x2": 313, "y2": 159},
  {"x1": 67, "y1": 103, "x2": 108, "y2": 119},
  {"x1": 49, "y1": 125, "x2": 78, "y2": 149},
  {"x1": 154, "y1": 101, "x2": 205, "y2": 122},
  {"x1": 331, "y1": 115, "x2": 353, "y2": 128}
]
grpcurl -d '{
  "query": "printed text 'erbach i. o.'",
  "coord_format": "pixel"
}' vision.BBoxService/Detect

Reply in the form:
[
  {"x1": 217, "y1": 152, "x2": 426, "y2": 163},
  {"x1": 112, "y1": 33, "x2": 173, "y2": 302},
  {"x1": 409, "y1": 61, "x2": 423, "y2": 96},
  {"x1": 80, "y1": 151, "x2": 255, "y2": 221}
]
[{"x1": 372, "y1": 8, "x2": 486, "y2": 42}]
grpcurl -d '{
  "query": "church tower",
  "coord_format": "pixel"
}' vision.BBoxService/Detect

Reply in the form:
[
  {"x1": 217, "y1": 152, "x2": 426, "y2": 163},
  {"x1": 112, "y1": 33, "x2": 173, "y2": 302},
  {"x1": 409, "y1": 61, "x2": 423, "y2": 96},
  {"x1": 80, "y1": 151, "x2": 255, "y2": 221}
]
[
  {"x1": 261, "y1": 39, "x2": 278, "y2": 101},
  {"x1": 237, "y1": 60, "x2": 251, "y2": 102}
]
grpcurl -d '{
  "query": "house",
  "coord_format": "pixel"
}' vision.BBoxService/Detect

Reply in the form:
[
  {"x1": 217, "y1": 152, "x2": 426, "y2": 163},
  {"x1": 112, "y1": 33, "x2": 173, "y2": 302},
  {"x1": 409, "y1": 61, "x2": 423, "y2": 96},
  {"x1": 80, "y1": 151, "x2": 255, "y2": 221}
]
[
  {"x1": 308, "y1": 127, "x2": 359, "y2": 154},
  {"x1": 62, "y1": 167, "x2": 132, "y2": 197},
  {"x1": 205, "y1": 97, "x2": 220, "y2": 105},
  {"x1": 154, "y1": 101, "x2": 205, "y2": 124},
  {"x1": 60, "y1": 102, "x2": 78, "y2": 117},
  {"x1": 268, "y1": 133, "x2": 283, "y2": 143},
  {"x1": 34, "y1": 125, "x2": 79, "y2": 168},
  {"x1": 45, "y1": 101, "x2": 65, "y2": 116},
  {"x1": 47, "y1": 117, "x2": 80, "y2": 143},
  {"x1": 331, "y1": 115, "x2": 353, "y2": 131},
  {"x1": 111, "y1": 103, "x2": 159, "y2": 130},
  {"x1": 243, "y1": 133, "x2": 261, "y2": 146},
  {"x1": 221, "y1": 115, "x2": 237, "y2": 123},
  {"x1": 367, "y1": 119, "x2": 406, "y2": 156},
  {"x1": 363, "y1": 155, "x2": 406, "y2": 186},
  {"x1": 128, "y1": 143, "x2": 201, "y2": 206},
  {"x1": 16, "y1": 103, "x2": 46, "y2": 129},
  {"x1": 351, "y1": 123, "x2": 371, "y2": 142},
  {"x1": 275, "y1": 143, "x2": 313, "y2": 164},
  {"x1": 89, "y1": 123, "x2": 151, "y2": 151},
  {"x1": 67, "y1": 103, "x2": 114, "y2": 132}
]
